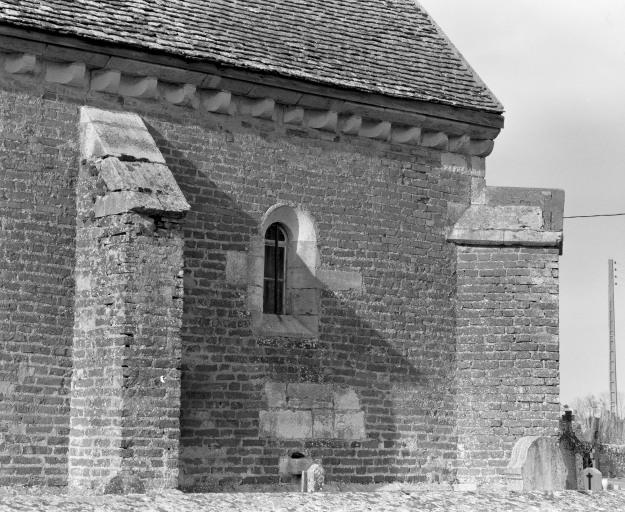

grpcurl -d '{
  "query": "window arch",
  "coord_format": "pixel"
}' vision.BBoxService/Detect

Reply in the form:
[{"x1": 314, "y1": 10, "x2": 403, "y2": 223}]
[{"x1": 263, "y1": 223, "x2": 287, "y2": 314}]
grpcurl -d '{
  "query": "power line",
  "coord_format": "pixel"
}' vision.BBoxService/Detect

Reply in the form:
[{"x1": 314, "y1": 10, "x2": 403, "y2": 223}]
[{"x1": 564, "y1": 213, "x2": 625, "y2": 219}]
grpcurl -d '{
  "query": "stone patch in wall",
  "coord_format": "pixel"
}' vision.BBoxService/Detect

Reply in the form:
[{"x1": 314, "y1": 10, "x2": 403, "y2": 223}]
[
  {"x1": 316, "y1": 269, "x2": 363, "y2": 292},
  {"x1": 259, "y1": 382, "x2": 365, "y2": 440},
  {"x1": 225, "y1": 250, "x2": 248, "y2": 286}
]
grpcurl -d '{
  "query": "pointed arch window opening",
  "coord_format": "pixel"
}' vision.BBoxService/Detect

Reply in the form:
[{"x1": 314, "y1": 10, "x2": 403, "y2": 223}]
[{"x1": 263, "y1": 223, "x2": 287, "y2": 314}]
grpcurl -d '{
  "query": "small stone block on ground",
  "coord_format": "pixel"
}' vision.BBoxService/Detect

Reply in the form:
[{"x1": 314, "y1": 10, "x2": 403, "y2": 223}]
[{"x1": 301, "y1": 463, "x2": 325, "y2": 492}]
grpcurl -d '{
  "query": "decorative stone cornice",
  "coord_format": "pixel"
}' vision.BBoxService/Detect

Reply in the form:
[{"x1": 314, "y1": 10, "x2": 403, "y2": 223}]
[{"x1": 1, "y1": 44, "x2": 498, "y2": 156}]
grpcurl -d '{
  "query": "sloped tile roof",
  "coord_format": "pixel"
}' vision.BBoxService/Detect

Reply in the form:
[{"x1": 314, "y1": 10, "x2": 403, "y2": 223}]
[{"x1": 0, "y1": 0, "x2": 503, "y2": 113}]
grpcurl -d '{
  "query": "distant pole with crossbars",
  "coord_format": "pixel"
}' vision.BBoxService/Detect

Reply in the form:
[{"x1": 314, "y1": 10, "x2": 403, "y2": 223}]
[{"x1": 609, "y1": 259, "x2": 619, "y2": 416}]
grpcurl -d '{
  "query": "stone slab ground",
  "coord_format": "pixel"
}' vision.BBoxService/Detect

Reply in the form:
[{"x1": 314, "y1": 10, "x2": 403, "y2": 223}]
[{"x1": 1, "y1": 489, "x2": 625, "y2": 511}]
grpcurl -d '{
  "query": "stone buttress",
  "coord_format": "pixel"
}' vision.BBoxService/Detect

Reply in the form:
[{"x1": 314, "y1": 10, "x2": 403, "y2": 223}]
[
  {"x1": 448, "y1": 181, "x2": 564, "y2": 485},
  {"x1": 69, "y1": 107, "x2": 189, "y2": 492}
]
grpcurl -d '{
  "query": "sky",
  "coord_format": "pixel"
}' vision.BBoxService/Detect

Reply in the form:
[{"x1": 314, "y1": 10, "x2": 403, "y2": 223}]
[{"x1": 418, "y1": 0, "x2": 625, "y2": 405}]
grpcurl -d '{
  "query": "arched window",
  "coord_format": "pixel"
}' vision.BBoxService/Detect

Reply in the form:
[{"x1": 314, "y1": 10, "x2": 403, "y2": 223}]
[
  {"x1": 263, "y1": 223, "x2": 287, "y2": 314},
  {"x1": 248, "y1": 205, "x2": 319, "y2": 337}
]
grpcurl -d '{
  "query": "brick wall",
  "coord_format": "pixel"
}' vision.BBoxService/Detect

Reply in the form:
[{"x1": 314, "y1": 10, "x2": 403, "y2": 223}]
[
  {"x1": 139, "y1": 117, "x2": 474, "y2": 490},
  {"x1": 454, "y1": 246, "x2": 560, "y2": 484},
  {"x1": 0, "y1": 67, "x2": 561, "y2": 490},
  {"x1": 0, "y1": 86, "x2": 77, "y2": 486}
]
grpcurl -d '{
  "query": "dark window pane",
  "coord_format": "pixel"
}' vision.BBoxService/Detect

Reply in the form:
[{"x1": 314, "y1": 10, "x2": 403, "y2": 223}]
[
  {"x1": 276, "y1": 246, "x2": 285, "y2": 280},
  {"x1": 263, "y1": 281, "x2": 275, "y2": 313},
  {"x1": 276, "y1": 283, "x2": 284, "y2": 314},
  {"x1": 264, "y1": 245, "x2": 276, "y2": 278},
  {"x1": 263, "y1": 223, "x2": 287, "y2": 315},
  {"x1": 265, "y1": 224, "x2": 277, "y2": 240}
]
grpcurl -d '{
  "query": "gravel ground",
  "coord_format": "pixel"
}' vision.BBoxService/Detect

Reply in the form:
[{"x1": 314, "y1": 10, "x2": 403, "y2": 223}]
[{"x1": 1, "y1": 489, "x2": 625, "y2": 511}]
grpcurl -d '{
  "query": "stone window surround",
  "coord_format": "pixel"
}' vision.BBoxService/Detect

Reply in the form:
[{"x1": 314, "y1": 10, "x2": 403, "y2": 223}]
[{"x1": 248, "y1": 204, "x2": 319, "y2": 337}]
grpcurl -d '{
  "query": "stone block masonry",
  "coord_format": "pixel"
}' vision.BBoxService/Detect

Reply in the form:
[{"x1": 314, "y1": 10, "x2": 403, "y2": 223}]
[{"x1": 258, "y1": 382, "x2": 366, "y2": 440}]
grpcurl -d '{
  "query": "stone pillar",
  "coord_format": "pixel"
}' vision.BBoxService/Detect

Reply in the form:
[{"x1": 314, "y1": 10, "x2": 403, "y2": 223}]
[
  {"x1": 69, "y1": 107, "x2": 189, "y2": 492},
  {"x1": 448, "y1": 186, "x2": 564, "y2": 485}
]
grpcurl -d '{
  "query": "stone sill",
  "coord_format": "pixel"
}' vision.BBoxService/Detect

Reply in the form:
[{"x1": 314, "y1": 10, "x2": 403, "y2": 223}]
[{"x1": 257, "y1": 314, "x2": 317, "y2": 338}]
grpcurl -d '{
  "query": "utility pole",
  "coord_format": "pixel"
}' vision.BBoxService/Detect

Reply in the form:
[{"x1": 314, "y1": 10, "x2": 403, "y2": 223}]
[{"x1": 609, "y1": 259, "x2": 619, "y2": 417}]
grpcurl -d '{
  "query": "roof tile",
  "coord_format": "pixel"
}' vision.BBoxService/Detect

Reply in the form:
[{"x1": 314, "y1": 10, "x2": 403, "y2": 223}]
[{"x1": 0, "y1": 0, "x2": 503, "y2": 112}]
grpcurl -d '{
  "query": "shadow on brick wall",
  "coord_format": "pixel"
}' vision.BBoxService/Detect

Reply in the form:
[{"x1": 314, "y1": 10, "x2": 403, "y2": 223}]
[{"x1": 148, "y1": 124, "x2": 458, "y2": 491}]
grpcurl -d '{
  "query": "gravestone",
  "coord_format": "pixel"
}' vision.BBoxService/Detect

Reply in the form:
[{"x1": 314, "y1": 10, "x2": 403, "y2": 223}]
[
  {"x1": 505, "y1": 436, "x2": 567, "y2": 491},
  {"x1": 301, "y1": 463, "x2": 325, "y2": 492},
  {"x1": 582, "y1": 467, "x2": 602, "y2": 491}
]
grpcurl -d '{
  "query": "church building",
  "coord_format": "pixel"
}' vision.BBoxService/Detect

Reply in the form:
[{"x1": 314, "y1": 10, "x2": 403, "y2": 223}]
[{"x1": 0, "y1": 0, "x2": 564, "y2": 492}]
